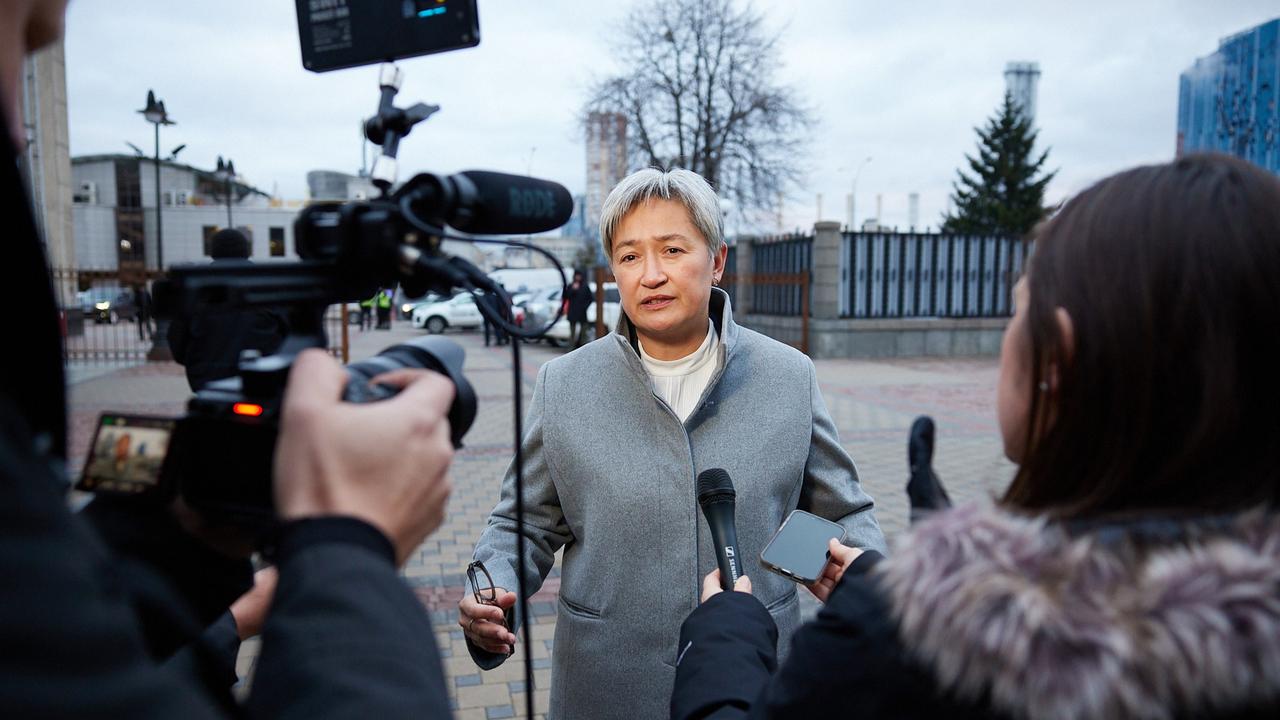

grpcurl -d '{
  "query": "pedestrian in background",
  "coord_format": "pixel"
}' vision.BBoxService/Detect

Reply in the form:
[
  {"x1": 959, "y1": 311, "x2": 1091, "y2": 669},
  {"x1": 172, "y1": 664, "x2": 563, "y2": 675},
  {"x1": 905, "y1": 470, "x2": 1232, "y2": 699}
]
[
  {"x1": 375, "y1": 288, "x2": 393, "y2": 330},
  {"x1": 133, "y1": 283, "x2": 154, "y2": 341},
  {"x1": 483, "y1": 287, "x2": 510, "y2": 347},
  {"x1": 566, "y1": 271, "x2": 594, "y2": 348},
  {"x1": 358, "y1": 293, "x2": 374, "y2": 331}
]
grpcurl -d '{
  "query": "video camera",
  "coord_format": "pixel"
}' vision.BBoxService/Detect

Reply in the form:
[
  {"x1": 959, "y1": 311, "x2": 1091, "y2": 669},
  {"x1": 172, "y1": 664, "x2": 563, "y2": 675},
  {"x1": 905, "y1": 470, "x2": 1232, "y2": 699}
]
[{"x1": 78, "y1": 0, "x2": 573, "y2": 530}]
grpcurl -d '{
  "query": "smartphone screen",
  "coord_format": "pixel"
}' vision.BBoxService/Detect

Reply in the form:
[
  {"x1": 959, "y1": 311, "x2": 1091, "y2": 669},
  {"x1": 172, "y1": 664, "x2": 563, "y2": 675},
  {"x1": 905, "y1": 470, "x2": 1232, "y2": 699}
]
[
  {"x1": 77, "y1": 414, "x2": 176, "y2": 497},
  {"x1": 759, "y1": 510, "x2": 846, "y2": 584}
]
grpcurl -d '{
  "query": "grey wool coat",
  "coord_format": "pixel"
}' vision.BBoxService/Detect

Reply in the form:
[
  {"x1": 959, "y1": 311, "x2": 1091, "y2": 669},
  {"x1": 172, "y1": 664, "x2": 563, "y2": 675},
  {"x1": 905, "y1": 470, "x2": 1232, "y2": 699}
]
[{"x1": 470, "y1": 288, "x2": 887, "y2": 720}]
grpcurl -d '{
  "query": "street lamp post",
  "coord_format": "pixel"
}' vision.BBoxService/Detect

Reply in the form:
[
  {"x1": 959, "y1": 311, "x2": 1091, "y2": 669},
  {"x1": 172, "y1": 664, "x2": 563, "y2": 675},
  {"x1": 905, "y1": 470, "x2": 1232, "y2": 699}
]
[
  {"x1": 216, "y1": 156, "x2": 236, "y2": 228},
  {"x1": 138, "y1": 90, "x2": 175, "y2": 269},
  {"x1": 138, "y1": 90, "x2": 174, "y2": 361}
]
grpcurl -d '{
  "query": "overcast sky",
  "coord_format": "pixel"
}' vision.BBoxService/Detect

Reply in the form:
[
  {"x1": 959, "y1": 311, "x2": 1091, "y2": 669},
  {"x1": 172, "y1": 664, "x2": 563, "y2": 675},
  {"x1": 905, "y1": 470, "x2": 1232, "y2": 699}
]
[{"x1": 64, "y1": 1, "x2": 1278, "y2": 234}]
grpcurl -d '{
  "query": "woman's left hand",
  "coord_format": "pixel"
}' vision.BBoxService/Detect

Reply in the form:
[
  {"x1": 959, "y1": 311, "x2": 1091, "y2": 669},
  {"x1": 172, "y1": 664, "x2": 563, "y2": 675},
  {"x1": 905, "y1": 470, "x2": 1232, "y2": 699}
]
[{"x1": 701, "y1": 569, "x2": 752, "y2": 602}]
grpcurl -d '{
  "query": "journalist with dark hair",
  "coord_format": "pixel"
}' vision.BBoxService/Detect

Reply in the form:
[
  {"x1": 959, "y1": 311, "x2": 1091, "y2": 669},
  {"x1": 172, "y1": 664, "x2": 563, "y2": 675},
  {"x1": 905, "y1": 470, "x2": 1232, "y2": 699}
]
[
  {"x1": 671, "y1": 154, "x2": 1280, "y2": 719},
  {"x1": 2, "y1": 2, "x2": 457, "y2": 716}
]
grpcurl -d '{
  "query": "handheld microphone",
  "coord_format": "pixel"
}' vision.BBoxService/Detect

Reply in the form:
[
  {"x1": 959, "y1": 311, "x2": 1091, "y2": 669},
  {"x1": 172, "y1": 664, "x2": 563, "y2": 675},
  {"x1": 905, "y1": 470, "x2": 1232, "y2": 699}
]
[
  {"x1": 697, "y1": 468, "x2": 741, "y2": 591},
  {"x1": 402, "y1": 170, "x2": 574, "y2": 235}
]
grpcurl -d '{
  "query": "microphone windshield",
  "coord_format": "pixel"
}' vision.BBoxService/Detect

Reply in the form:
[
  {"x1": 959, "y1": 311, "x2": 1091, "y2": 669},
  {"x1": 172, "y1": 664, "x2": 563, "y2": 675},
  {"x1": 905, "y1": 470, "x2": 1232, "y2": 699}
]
[
  {"x1": 697, "y1": 468, "x2": 735, "y2": 505},
  {"x1": 456, "y1": 170, "x2": 574, "y2": 234}
]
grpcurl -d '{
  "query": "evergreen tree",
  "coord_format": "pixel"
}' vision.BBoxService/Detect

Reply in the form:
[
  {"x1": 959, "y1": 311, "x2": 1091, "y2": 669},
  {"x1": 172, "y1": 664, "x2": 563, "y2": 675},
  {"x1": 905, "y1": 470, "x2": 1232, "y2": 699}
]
[{"x1": 942, "y1": 93, "x2": 1055, "y2": 236}]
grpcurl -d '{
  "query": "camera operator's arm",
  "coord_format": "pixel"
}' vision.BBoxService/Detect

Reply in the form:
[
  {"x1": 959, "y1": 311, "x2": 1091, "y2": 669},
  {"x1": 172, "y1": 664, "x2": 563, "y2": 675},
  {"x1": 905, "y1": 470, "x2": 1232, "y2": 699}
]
[
  {"x1": 246, "y1": 350, "x2": 455, "y2": 718},
  {"x1": 0, "y1": 418, "x2": 228, "y2": 718}
]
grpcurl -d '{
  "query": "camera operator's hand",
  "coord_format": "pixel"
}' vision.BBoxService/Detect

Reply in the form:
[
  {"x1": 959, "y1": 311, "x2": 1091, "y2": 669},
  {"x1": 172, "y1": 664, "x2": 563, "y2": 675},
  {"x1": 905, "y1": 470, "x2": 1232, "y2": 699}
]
[
  {"x1": 230, "y1": 566, "x2": 278, "y2": 640},
  {"x1": 459, "y1": 588, "x2": 518, "y2": 655},
  {"x1": 274, "y1": 349, "x2": 456, "y2": 566}
]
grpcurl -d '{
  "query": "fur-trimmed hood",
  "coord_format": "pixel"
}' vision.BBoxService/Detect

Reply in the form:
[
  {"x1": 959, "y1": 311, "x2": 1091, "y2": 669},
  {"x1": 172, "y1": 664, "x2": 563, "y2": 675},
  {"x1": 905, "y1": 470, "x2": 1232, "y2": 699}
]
[{"x1": 877, "y1": 504, "x2": 1280, "y2": 720}]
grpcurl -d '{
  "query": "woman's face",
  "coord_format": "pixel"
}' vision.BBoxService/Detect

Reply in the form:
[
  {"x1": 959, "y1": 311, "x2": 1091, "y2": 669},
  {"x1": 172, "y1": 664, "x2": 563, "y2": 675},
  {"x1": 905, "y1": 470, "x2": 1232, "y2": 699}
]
[
  {"x1": 997, "y1": 276, "x2": 1034, "y2": 463},
  {"x1": 611, "y1": 198, "x2": 726, "y2": 358}
]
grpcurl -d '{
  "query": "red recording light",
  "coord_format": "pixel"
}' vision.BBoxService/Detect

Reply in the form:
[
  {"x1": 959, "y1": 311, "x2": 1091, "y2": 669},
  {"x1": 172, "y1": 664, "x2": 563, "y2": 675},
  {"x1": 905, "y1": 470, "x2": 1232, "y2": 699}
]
[{"x1": 232, "y1": 403, "x2": 265, "y2": 417}]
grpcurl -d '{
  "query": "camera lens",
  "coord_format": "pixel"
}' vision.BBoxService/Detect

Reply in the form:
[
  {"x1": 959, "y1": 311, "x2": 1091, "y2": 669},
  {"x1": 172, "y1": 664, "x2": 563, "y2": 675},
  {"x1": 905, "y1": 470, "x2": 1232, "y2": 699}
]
[{"x1": 344, "y1": 336, "x2": 476, "y2": 447}]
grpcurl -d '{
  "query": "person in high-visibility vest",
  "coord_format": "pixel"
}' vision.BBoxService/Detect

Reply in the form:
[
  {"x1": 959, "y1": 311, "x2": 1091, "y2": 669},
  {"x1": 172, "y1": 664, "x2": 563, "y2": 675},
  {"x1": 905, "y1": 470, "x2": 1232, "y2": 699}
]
[
  {"x1": 375, "y1": 288, "x2": 393, "y2": 330},
  {"x1": 358, "y1": 293, "x2": 375, "y2": 331}
]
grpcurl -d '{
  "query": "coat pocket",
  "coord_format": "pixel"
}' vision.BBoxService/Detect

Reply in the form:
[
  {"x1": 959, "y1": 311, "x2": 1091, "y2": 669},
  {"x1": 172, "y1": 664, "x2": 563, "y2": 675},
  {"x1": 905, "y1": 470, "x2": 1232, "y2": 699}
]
[
  {"x1": 558, "y1": 594, "x2": 603, "y2": 620},
  {"x1": 764, "y1": 589, "x2": 798, "y2": 615}
]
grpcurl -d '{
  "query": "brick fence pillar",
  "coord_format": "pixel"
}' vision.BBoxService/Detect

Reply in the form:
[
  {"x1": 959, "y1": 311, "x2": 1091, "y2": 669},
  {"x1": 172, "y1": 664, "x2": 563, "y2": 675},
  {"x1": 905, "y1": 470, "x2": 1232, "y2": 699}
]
[
  {"x1": 734, "y1": 235, "x2": 754, "y2": 315},
  {"x1": 812, "y1": 221, "x2": 842, "y2": 320}
]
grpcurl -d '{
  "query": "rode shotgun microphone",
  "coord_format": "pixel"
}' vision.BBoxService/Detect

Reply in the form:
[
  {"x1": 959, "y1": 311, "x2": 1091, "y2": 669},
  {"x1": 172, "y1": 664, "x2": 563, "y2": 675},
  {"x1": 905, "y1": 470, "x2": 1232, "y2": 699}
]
[
  {"x1": 697, "y1": 468, "x2": 741, "y2": 591},
  {"x1": 401, "y1": 170, "x2": 575, "y2": 235}
]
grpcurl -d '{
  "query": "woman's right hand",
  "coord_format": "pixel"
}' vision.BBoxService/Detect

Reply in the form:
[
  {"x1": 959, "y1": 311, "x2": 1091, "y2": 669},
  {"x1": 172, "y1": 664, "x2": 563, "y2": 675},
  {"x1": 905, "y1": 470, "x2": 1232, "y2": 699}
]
[
  {"x1": 459, "y1": 588, "x2": 519, "y2": 655},
  {"x1": 807, "y1": 538, "x2": 864, "y2": 603}
]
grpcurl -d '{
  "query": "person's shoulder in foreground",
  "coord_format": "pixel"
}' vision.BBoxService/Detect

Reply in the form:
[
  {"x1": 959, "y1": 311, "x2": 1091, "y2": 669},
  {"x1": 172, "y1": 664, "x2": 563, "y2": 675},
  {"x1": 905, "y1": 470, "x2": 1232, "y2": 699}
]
[{"x1": 673, "y1": 502, "x2": 1280, "y2": 720}]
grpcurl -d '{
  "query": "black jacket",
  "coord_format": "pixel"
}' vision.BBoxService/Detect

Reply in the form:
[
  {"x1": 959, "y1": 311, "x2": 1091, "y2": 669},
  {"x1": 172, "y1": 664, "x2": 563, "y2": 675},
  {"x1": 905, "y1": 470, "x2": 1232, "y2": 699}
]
[
  {"x1": 566, "y1": 282, "x2": 593, "y2": 323},
  {"x1": 672, "y1": 504, "x2": 1280, "y2": 720},
  {"x1": 2, "y1": 125, "x2": 450, "y2": 717},
  {"x1": 167, "y1": 285, "x2": 288, "y2": 391}
]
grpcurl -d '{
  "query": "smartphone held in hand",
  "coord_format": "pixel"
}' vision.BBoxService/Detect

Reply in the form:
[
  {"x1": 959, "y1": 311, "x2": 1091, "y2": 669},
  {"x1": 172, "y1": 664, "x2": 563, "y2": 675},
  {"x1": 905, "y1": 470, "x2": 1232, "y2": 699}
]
[{"x1": 759, "y1": 510, "x2": 846, "y2": 584}]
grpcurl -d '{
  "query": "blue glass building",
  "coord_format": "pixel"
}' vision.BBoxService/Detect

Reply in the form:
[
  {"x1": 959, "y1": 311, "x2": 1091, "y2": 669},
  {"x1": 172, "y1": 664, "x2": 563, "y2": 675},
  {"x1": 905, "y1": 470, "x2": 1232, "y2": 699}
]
[{"x1": 1177, "y1": 18, "x2": 1279, "y2": 174}]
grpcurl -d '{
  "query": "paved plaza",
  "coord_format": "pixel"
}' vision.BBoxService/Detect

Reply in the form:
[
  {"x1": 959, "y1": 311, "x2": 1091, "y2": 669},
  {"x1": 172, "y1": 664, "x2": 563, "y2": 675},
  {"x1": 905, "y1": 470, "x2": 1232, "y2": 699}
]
[{"x1": 66, "y1": 322, "x2": 1014, "y2": 719}]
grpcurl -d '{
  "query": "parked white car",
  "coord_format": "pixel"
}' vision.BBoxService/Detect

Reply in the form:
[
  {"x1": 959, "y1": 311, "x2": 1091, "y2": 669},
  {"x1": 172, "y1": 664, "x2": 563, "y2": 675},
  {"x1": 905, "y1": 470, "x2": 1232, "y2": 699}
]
[
  {"x1": 411, "y1": 292, "x2": 524, "y2": 333},
  {"x1": 521, "y1": 285, "x2": 564, "y2": 334},
  {"x1": 411, "y1": 293, "x2": 484, "y2": 333},
  {"x1": 546, "y1": 283, "x2": 621, "y2": 346}
]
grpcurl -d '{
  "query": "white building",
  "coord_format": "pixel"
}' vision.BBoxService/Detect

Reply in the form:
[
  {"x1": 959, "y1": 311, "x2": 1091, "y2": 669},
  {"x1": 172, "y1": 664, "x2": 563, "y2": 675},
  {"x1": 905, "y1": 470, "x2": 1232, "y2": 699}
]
[
  {"x1": 72, "y1": 154, "x2": 302, "y2": 270},
  {"x1": 20, "y1": 38, "x2": 75, "y2": 296},
  {"x1": 307, "y1": 169, "x2": 377, "y2": 201}
]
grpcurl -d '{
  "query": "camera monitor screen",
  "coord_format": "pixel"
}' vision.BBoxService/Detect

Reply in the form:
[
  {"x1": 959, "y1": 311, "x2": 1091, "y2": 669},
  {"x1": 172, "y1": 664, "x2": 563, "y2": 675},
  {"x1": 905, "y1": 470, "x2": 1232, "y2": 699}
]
[
  {"x1": 296, "y1": 0, "x2": 480, "y2": 73},
  {"x1": 78, "y1": 414, "x2": 175, "y2": 496}
]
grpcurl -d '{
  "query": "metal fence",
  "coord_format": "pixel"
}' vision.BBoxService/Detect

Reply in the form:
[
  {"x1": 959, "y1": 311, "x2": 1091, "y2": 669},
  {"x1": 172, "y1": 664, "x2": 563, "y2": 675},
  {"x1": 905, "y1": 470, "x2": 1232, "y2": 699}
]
[
  {"x1": 51, "y1": 267, "x2": 347, "y2": 365},
  {"x1": 839, "y1": 232, "x2": 1028, "y2": 318},
  {"x1": 722, "y1": 244, "x2": 738, "y2": 308},
  {"x1": 750, "y1": 234, "x2": 812, "y2": 316}
]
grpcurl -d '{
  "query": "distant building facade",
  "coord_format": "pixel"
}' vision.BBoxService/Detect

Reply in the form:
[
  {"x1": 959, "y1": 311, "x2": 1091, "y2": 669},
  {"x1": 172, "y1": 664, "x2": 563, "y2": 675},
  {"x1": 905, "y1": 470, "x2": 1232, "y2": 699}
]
[
  {"x1": 1004, "y1": 61, "x2": 1041, "y2": 125},
  {"x1": 18, "y1": 38, "x2": 75, "y2": 284},
  {"x1": 307, "y1": 169, "x2": 377, "y2": 201},
  {"x1": 585, "y1": 112, "x2": 627, "y2": 242},
  {"x1": 1178, "y1": 17, "x2": 1279, "y2": 173},
  {"x1": 560, "y1": 193, "x2": 586, "y2": 238},
  {"x1": 72, "y1": 154, "x2": 301, "y2": 270}
]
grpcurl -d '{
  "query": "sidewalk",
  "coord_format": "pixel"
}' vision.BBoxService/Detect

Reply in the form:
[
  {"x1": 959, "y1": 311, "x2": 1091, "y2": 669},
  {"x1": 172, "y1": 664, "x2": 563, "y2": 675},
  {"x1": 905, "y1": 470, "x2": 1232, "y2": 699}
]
[{"x1": 67, "y1": 322, "x2": 1013, "y2": 719}]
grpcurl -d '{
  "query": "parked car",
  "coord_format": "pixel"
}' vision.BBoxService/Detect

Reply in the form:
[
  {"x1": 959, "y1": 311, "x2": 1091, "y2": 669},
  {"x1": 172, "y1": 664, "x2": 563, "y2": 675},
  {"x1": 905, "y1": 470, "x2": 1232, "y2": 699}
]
[
  {"x1": 545, "y1": 283, "x2": 621, "y2": 347},
  {"x1": 399, "y1": 292, "x2": 449, "y2": 321},
  {"x1": 411, "y1": 292, "x2": 485, "y2": 333},
  {"x1": 77, "y1": 288, "x2": 137, "y2": 324},
  {"x1": 521, "y1": 285, "x2": 563, "y2": 334}
]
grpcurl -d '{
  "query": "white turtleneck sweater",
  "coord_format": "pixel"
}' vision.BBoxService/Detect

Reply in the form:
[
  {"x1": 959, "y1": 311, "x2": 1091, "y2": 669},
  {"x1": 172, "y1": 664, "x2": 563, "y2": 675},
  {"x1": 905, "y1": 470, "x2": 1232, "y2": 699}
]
[{"x1": 638, "y1": 320, "x2": 720, "y2": 422}]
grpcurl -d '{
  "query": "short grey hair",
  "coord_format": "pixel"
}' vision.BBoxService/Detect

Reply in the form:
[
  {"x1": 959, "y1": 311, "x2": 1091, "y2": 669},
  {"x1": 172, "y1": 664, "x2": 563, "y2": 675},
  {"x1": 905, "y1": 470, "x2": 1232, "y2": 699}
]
[{"x1": 599, "y1": 168, "x2": 724, "y2": 261}]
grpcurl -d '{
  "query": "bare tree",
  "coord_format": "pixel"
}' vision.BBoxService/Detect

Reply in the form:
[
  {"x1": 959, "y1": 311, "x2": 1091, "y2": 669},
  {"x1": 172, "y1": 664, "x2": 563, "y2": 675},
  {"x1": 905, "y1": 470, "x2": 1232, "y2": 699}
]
[{"x1": 587, "y1": 0, "x2": 813, "y2": 214}]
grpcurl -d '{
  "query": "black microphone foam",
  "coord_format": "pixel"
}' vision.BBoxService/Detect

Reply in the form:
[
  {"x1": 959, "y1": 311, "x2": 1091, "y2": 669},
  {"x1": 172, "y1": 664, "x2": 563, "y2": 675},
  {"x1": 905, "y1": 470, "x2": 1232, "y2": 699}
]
[
  {"x1": 454, "y1": 170, "x2": 574, "y2": 235},
  {"x1": 697, "y1": 467, "x2": 735, "y2": 504},
  {"x1": 697, "y1": 468, "x2": 741, "y2": 591}
]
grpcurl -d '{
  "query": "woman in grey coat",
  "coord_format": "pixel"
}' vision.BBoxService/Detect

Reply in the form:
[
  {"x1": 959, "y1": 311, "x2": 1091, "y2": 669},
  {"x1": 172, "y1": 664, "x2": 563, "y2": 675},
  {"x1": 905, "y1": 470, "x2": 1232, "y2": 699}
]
[{"x1": 458, "y1": 168, "x2": 887, "y2": 720}]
